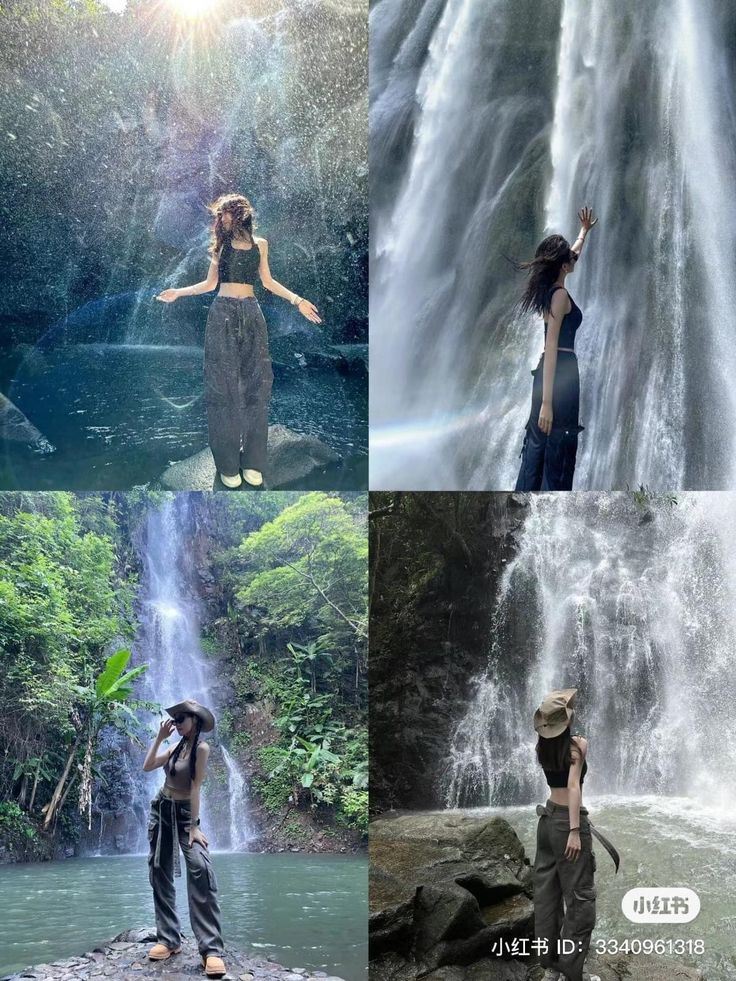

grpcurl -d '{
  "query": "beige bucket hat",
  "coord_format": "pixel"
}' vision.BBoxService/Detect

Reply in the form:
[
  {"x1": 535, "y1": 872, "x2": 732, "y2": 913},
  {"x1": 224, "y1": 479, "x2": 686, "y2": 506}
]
[
  {"x1": 533, "y1": 688, "x2": 577, "y2": 739},
  {"x1": 166, "y1": 699, "x2": 215, "y2": 733}
]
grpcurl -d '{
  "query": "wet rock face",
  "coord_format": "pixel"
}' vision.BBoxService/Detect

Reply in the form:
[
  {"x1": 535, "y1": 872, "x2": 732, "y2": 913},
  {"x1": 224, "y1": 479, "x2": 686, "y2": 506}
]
[
  {"x1": 0, "y1": 929, "x2": 348, "y2": 981},
  {"x1": 0, "y1": 2, "x2": 367, "y2": 345},
  {"x1": 369, "y1": 812, "x2": 533, "y2": 978},
  {"x1": 369, "y1": 812, "x2": 705, "y2": 981}
]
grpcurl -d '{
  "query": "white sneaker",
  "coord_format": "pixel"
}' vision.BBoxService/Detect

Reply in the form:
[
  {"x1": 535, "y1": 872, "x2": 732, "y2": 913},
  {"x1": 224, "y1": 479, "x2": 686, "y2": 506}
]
[
  {"x1": 242, "y1": 468, "x2": 264, "y2": 486},
  {"x1": 220, "y1": 472, "x2": 242, "y2": 488}
]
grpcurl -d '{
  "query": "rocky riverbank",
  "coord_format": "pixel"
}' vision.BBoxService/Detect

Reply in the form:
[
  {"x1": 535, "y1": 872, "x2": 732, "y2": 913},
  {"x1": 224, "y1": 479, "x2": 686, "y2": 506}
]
[
  {"x1": 369, "y1": 812, "x2": 705, "y2": 981},
  {"x1": 0, "y1": 929, "x2": 349, "y2": 981}
]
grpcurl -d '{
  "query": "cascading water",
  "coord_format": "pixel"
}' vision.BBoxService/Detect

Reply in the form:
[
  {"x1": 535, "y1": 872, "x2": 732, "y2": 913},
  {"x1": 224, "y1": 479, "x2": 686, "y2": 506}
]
[
  {"x1": 446, "y1": 493, "x2": 736, "y2": 809},
  {"x1": 370, "y1": 0, "x2": 736, "y2": 490},
  {"x1": 131, "y1": 496, "x2": 251, "y2": 852}
]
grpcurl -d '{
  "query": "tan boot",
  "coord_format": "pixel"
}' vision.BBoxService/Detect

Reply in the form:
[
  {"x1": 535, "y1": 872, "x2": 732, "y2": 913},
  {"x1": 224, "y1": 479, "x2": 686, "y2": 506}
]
[
  {"x1": 148, "y1": 942, "x2": 181, "y2": 960},
  {"x1": 202, "y1": 953, "x2": 227, "y2": 977}
]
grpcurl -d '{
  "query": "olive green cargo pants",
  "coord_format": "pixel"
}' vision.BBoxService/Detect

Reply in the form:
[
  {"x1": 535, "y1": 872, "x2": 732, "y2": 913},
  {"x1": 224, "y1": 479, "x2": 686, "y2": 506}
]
[
  {"x1": 533, "y1": 800, "x2": 596, "y2": 981},
  {"x1": 147, "y1": 790, "x2": 224, "y2": 958}
]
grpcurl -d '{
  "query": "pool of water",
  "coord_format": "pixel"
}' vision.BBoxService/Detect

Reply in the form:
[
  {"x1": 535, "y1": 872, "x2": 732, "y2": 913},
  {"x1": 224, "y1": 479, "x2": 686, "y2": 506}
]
[
  {"x1": 1, "y1": 344, "x2": 367, "y2": 490},
  {"x1": 473, "y1": 795, "x2": 736, "y2": 979},
  {"x1": 0, "y1": 852, "x2": 367, "y2": 980}
]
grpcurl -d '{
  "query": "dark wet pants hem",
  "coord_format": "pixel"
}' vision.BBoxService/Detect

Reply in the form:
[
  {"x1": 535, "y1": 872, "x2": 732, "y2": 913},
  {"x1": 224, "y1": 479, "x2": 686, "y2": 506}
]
[{"x1": 204, "y1": 296, "x2": 273, "y2": 478}]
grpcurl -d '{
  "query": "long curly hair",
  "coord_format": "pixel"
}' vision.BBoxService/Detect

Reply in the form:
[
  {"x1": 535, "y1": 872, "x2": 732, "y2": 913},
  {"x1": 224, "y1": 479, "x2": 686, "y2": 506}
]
[
  {"x1": 165, "y1": 715, "x2": 203, "y2": 783},
  {"x1": 207, "y1": 193, "x2": 256, "y2": 259},
  {"x1": 513, "y1": 234, "x2": 577, "y2": 315}
]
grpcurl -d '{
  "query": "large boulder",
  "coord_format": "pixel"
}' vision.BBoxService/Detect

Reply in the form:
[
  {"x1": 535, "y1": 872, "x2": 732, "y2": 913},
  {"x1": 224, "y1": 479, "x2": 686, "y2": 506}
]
[
  {"x1": 370, "y1": 812, "x2": 533, "y2": 977},
  {"x1": 159, "y1": 424, "x2": 340, "y2": 490}
]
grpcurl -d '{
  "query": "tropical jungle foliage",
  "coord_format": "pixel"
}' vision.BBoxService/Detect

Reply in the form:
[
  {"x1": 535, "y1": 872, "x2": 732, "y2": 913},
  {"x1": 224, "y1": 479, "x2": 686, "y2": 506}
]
[{"x1": 0, "y1": 491, "x2": 368, "y2": 860}]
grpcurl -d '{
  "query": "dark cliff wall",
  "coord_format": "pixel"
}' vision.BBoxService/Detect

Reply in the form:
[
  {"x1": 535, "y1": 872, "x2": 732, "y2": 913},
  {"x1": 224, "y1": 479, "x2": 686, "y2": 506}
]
[{"x1": 369, "y1": 492, "x2": 527, "y2": 814}]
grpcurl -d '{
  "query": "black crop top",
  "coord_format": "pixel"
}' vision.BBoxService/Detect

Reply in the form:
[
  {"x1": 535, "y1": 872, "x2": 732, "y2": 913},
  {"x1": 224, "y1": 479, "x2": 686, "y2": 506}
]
[
  {"x1": 542, "y1": 740, "x2": 588, "y2": 788},
  {"x1": 218, "y1": 238, "x2": 260, "y2": 285},
  {"x1": 544, "y1": 285, "x2": 583, "y2": 350}
]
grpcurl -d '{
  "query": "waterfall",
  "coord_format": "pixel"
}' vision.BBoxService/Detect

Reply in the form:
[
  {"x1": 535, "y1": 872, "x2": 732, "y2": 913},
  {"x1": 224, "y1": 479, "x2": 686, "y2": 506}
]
[
  {"x1": 370, "y1": 0, "x2": 736, "y2": 490},
  {"x1": 131, "y1": 495, "x2": 250, "y2": 851},
  {"x1": 445, "y1": 493, "x2": 736, "y2": 809},
  {"x1": 221, "y1": 746, "x2": 251, "y2": 851}
]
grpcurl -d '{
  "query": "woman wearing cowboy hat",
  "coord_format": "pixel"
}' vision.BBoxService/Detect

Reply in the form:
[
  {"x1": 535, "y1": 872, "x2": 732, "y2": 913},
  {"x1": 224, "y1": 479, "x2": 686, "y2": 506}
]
[
  {"x1": 142, "y1": 699, "x2": 226, "y2": 979},
  {"x1": 533, "y1": 689, "x2": 600, "y2": 981}
]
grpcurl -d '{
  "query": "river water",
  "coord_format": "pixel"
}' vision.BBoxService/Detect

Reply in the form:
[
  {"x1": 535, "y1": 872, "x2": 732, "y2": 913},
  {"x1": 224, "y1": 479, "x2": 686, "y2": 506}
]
[
  {"x1": 485, "y1": 797, "x2": 735, "y2": 980},
  {"x1": 1, "y1": 344, "x2": 366, "y2": 490},
  {"x1": 0, "y1": 852, "x2": 367, "y2": 980}
]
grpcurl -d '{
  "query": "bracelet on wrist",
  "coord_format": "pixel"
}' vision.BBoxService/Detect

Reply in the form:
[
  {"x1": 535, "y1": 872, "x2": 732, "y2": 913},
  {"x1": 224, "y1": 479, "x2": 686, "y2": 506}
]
[{"x1": 569, "y1": 826, "x2": 580, "y2": 832}]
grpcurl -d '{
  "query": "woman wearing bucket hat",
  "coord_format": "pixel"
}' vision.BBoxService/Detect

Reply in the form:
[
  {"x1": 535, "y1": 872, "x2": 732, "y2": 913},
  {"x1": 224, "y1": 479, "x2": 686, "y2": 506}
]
[
  {"x1": 532, "y1": 689, "x2": 600, "y2": 981},
  {"x1": 142, "y1": 699, "x2": 226, "y2": 979}
]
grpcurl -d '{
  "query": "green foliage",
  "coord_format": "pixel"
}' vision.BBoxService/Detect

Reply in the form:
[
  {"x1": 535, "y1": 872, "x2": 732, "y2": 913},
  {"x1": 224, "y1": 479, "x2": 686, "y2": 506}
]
[
  {"x1": 236, "y1": 493, "x2": 368, "y2": 644},
  {"x1": 337, "y1": 789, "x2": 368, "y2": 831},
  {"x1": 629, "y1": 485, "x2": 679, "y2": 509},
  {"x1": 0, "y1": 801, "x2": 37, "y2": 841}
]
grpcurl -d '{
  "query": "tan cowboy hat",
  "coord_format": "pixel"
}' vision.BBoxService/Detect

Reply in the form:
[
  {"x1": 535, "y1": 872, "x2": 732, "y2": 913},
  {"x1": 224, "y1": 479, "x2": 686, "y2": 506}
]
[
  {"x1": 533, "y1": 688, "x2": 577, "y2": 739},
  {"x1": 166, "y1": 699, "x2": 215, "y2": 733}
]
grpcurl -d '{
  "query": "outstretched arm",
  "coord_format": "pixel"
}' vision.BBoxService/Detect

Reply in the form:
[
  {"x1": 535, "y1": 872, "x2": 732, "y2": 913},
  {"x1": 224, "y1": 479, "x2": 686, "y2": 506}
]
[
  {"x1": 143, "y1": 719, "x2": 175, "y2": 771},
  {"x1": 155, "y1": 256, "x2": 220, "y2": 303},
  {"x1": 257, "y1": 238, "x2": 322, "y2": 324},
  {"x1": 570, "y1": 206, "x2": 598, "y2": 258}
]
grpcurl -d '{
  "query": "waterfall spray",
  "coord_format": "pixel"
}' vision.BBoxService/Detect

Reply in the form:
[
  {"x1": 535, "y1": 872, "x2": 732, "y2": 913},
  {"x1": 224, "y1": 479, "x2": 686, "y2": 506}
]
[
  {"x1": 446, "y1": 494, "x2": 736, "y2": 809},
  {"x1": 133, "y1": 496, "x2": 251, "y2": 851},
  {"x1": 370, "y1": 0, "x2": 736, "y2": 490}
]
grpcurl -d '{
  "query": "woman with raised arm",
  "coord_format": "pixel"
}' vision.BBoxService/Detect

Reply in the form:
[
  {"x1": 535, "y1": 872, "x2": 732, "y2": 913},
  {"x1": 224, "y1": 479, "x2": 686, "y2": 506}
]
[
  {"x1": 515, "y1": 207, "x2": 598, "y2": 491},
  {"x1": 156, "y1": 193, "x2": 322, "y2": 489},
  {"x1": 142, "y1": 700, "x2": 226, "y2": 979}
]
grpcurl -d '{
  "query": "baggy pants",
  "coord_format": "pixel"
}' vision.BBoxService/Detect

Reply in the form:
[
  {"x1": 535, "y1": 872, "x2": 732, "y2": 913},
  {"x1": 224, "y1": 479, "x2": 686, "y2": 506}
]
[
  {"x1": 515, "y1": 351, "x2": 583, "y2": 492},
  {"x1": 147, "y1": 789, "x2": 224, "y2": 958},
  {"x1": 533, "y1": 800, "x2": 596, "y2": 981},
  {"x1": 204, "y1": 296, "x2": 274, "y2": 478}
]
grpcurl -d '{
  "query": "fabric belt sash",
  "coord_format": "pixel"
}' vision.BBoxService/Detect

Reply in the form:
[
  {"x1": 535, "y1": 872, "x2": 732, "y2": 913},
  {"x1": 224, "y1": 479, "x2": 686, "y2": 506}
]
[
  {"x1": 536, "y1": 801, "x2": 620, "y2": 873},
  {"x1": 153, "y1": 789, "x2": 182, "y2": 878}
]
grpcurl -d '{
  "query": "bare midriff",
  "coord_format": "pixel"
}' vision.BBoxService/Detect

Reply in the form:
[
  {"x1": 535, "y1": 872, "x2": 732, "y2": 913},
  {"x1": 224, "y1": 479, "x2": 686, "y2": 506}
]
[
  {"x1": 548, "y1": 787, "x2": 575, "y2": 806},
  {"x1": 161, "y1": 783, "x2": 191, "y2": 801},
  {"x1": 217, "y1": 283, "x2": 256, "y2": 299}
]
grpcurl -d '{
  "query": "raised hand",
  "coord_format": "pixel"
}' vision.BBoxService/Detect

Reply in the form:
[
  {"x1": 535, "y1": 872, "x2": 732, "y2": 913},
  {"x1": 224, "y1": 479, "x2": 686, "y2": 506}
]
[
  {"x1": 158, "y1": 718, "x2": 176, "y2": 741},
  {"x1": 578, "y1": 206, "x2": 598, "y2": 231}
]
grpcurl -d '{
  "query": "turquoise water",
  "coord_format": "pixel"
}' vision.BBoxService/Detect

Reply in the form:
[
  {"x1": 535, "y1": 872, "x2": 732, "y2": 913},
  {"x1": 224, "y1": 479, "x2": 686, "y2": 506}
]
[
  {"x1": 0, "y1": 852, "x2": 367, "y2": 980},
  {"x1": 1, "y1": 344, "x2": 367, "y2": 490}
]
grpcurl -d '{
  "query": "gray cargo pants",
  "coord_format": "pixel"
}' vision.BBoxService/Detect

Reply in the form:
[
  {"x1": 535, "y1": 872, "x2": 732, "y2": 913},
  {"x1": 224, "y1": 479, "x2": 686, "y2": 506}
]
[
  {"x1": 533, "y1": 800, "x2": 596, "y2": 981},
  {"x1": 204, "y1": 295, "x2": 274, "y2": 477},
  {"x1": 147, "y1": 789, "x2": 224, "y2": 958}
]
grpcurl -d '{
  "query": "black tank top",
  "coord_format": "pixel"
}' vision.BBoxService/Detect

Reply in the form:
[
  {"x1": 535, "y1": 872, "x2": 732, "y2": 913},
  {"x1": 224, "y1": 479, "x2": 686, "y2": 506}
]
[
  {"x1": 218, "y1": 238, "x2": 260, "y2": 285},
  {"x1": 544, "y1": 285, "x2": 583, "y2": 350},
  {"x1": 542, "y1": 739, "x2": 588, "y2": 788}
]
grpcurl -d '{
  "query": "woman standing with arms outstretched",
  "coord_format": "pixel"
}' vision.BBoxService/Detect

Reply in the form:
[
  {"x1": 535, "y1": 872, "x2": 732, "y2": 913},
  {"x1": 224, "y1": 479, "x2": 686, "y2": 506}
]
[
  {"x1": 515, "y1": 207, "x2": 597, "y2": 491},
  {"x1": 156, "y1": 194, "x2": 322, "y2": 489},
  {"x1": 533, "y1": 689, "x2": 601, "y2": 981},
  {"x1": 143, "y1": 700, "x2": 226, "y2": 979}
]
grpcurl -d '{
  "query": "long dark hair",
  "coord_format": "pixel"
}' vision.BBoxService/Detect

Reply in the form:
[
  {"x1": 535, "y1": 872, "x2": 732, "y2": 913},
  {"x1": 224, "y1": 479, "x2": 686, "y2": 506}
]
[
  {"x1": 166, "y1": 714, "x2": 203, "y2": 783},
  {"x1": 514, "y1": 234, "x2": 576, "y2": 315},
  {"x1": 207, "y1": 193, "x2": 256, "y2": 259},
  {"x1": 536, "y1": 721, "x2": 578, "y2": 772}
]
